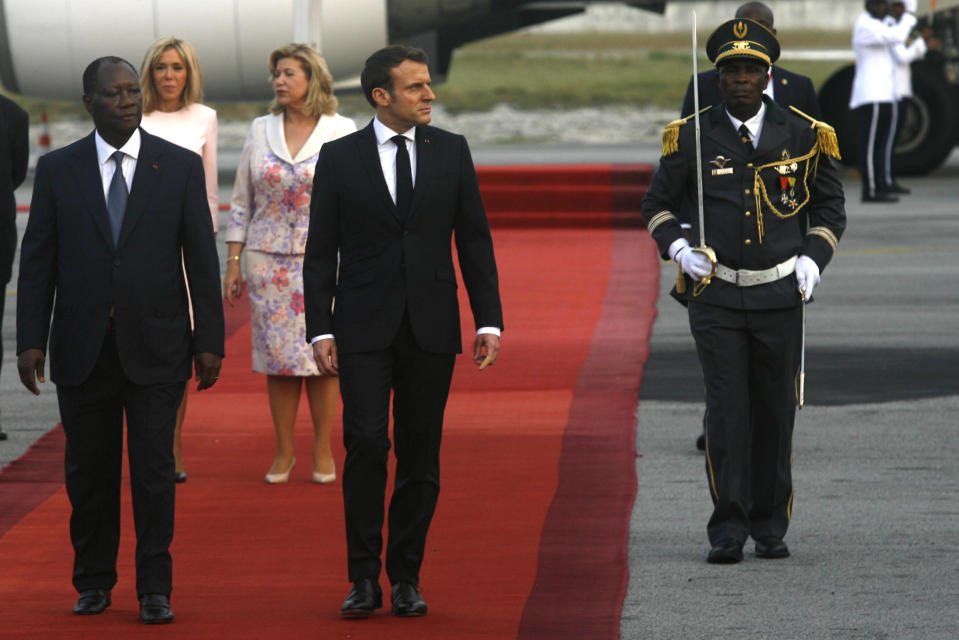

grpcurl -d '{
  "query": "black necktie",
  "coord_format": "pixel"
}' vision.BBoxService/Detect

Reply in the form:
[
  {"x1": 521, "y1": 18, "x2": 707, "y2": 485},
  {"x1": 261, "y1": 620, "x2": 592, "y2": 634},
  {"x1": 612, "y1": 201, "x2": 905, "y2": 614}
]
[
  {"x1": 738, "y1": 124, "x2": 754, "y2": 154},
  {"x1": 392, "y1": 135, "x2": 413, "y2": 219},
  {"x1": 107, "y1": 151, "x2": 128, "y2": 244}
]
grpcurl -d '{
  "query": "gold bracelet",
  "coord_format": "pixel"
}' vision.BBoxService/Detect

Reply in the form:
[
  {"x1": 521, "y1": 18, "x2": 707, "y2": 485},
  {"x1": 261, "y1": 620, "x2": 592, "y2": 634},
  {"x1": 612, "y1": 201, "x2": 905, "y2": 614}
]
[{"x1": 226, "y1": 255, "x2": 240, "y2": 265}]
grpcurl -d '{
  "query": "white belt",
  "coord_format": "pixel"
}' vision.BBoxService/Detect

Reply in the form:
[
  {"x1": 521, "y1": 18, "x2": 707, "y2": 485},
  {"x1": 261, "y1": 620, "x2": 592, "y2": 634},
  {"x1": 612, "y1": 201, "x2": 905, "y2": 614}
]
[{"x1": 714, "y1": 256, "x2": 797, "y2": 287}]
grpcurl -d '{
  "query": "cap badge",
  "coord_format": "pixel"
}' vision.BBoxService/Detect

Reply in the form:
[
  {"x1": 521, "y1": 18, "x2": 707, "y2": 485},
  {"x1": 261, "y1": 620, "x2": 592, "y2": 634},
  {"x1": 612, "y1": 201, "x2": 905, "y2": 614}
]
[{"x1": 733, "y1": 21, "x2": 748, "y2": 38}]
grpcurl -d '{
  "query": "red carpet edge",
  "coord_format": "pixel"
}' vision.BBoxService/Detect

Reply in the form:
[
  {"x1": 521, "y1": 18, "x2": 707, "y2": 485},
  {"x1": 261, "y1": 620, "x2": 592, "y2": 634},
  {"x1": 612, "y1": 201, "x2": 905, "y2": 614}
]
[{"x1": 518, "y1": 227, "x2": 660, "y2": 639}]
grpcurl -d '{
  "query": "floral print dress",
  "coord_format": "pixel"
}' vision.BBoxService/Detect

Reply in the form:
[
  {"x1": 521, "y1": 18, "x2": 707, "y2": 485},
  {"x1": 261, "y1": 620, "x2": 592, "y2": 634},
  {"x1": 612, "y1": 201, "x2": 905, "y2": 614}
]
[{"x1": 225, "y1": 112, "x2": 357, "y2": 375}]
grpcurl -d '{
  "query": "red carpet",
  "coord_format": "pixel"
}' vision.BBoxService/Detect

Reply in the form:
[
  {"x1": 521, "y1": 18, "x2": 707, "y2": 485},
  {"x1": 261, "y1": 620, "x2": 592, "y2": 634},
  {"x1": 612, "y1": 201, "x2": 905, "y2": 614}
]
[{"x1": 0, "y1": 165, "x2": 659, "y2": 638}]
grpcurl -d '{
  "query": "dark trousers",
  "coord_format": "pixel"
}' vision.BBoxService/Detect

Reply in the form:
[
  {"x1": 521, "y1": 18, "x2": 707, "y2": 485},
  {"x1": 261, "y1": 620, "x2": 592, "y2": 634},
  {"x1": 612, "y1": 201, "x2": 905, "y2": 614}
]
[
  {"x1": 337, "y1": 314, "x2": 455, "y2": 586},
  {"x1": 56, "y1": 328, "x2": 184, "y2": 596},
  {"x1": 856, "y1": 102, "x2": 896, "y2": 198},
  {"x1": 688, "y1": 302, "x2": 801, "y2": 547}
]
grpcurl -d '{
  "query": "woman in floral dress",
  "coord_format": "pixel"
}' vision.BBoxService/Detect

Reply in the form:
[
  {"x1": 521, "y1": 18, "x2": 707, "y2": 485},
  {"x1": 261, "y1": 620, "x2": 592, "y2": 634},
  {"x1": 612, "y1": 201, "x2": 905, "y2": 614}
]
[{"x1": 224, "y1": 44, "x2": 355, "y2": 483}]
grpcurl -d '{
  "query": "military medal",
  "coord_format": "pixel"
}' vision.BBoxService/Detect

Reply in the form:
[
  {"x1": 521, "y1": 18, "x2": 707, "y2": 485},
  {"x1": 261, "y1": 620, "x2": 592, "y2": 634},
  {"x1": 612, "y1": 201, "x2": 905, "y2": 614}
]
[{"x1": 775, "y1": 150, "x2": 799, "y2": 208}]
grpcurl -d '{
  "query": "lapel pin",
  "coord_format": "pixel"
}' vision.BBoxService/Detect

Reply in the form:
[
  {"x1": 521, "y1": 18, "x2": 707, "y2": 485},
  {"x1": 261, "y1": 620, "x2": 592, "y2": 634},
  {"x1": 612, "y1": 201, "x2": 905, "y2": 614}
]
[
  {"x1": 152, "y1": 163, "x2": 158, "y2": 169},
  {"x1": 424, "y1": 138, "x2": 430, "y2": 143}
]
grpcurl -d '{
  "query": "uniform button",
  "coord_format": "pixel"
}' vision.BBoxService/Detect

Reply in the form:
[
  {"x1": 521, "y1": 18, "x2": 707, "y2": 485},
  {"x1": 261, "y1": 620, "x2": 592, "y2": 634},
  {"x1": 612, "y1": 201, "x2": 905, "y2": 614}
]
[
  {"x1": 746, "y1": 162, "x2": 754, "y2": 168},
  {"x1": 745, "y1": 238, "x2": 752, "y2": 245},
  {"x1": 744, "y1": 189, "x2": 751, "y2": 195},
  {"x1": 744, "y1": 210, "x2": 752, "y2": 217}
]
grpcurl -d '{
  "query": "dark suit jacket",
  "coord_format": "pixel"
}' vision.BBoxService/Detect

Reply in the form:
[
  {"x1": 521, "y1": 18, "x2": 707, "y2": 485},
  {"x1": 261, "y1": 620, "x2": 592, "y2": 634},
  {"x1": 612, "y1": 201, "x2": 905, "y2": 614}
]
[
  {"x1": 304, "y1": 121, "x2": 502, "y2": 355},
  {"x1": 17, "y1": 129, "x2": 224, "y2": 386},
  {"x1": 681, "y1": 66, "x2": 821, "y2": 119},
  {"x1": 0, "y1": 95, "x2": 28, "y2": 284},
  {"x1": 642, "y1": 98, "x2": 846, "y2": 311}
]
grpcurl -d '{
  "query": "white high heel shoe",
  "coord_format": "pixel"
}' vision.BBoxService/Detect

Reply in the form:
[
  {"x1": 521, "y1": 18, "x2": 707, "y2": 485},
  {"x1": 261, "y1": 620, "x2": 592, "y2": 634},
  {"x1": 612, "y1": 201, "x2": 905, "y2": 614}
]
[
  {"x1": 312, "y1": 461, "x2": 336, "y2": 484},
  {"x1": 265, "y1": 458, "x2": 295, "y2": 484}
]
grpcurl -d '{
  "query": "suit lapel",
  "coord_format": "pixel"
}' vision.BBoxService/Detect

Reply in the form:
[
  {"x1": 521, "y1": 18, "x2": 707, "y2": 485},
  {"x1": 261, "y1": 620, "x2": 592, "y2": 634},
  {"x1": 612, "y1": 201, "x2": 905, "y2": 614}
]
[
  {"x1": 408, "y1": 126, "x2": 433, "y2": 219},
  {"x1": 72, "y1": 133, "x2": 115, "y2": 248},
  {"x1": 356, "y1": 121, "x2": 401, "y2": 222},
  {"x1": 705, "y1": 105, "x2": 748, "y2": 158},
  {"x1": 754, "y1": 99, "x2": 789, "y2": 159},
  {"x1": 118, "y1": 129, "x2": 161, "y2": 248}
]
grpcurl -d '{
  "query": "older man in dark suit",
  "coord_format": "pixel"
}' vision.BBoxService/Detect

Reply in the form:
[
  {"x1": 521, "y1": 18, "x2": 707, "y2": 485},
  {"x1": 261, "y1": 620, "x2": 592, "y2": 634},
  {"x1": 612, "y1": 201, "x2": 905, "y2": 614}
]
[
  {"x1": 16, "y1": 57, "x2": 223, "y2": 624},
  {"x1": 0, "y1": 94, "x2": 28, "y2": 441},
  {"x1": 304, "y1": 45, "x2": 503, "y2": 619}
]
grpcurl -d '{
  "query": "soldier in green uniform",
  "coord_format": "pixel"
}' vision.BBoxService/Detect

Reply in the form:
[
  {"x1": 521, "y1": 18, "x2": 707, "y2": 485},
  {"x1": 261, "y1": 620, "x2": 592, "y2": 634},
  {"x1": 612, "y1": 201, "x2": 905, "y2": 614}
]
[{"x1": 641, "y1": 19, "x2": 846, "y2": 564}]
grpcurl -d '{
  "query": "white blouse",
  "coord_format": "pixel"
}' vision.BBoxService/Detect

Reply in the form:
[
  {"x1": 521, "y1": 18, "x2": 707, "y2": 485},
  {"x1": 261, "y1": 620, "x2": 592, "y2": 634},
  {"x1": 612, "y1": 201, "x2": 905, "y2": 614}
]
[{"x1": 142, "y1": 102, "x2": 219, "y2": 230}]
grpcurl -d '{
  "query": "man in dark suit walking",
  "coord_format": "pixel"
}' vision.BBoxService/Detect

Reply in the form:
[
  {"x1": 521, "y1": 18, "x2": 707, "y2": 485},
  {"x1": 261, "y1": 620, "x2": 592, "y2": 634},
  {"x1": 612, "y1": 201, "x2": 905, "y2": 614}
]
[
  {"x1": 304, "y1": 45, "x2": 503, "y2": 619},
  {"x1": 0, "y1": 93, "x2": 28, "y2": 441},
  {"x1": 16, "y1": 57, "x2": 224, "y2": 624}
]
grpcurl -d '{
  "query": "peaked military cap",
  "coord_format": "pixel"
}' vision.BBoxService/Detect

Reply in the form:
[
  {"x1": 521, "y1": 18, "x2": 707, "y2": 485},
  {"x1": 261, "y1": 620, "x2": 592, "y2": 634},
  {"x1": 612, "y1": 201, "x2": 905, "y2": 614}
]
[{"x1": 705, "y1": 18, "x2": 780, "y2": 67}]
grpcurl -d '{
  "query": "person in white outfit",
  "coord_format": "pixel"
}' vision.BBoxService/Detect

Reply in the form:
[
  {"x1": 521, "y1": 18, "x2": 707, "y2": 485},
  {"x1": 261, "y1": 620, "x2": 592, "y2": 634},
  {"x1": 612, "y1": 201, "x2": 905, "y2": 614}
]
[
  {"x1": 883, "y1": 0, "x2": 928, "y2": 193},
  {"x1": 140, "y1": 37, "x2": 219, "y2": 483},
  {"x1": 849, "y1": 0, "x2": 915, "y2": 202}
]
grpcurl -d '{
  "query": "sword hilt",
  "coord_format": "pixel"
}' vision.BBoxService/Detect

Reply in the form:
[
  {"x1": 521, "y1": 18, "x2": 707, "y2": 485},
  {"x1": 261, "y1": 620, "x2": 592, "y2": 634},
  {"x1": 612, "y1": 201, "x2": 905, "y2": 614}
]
[{"x1": 691, "y1": 245, "x2": 717, "y2": 296}]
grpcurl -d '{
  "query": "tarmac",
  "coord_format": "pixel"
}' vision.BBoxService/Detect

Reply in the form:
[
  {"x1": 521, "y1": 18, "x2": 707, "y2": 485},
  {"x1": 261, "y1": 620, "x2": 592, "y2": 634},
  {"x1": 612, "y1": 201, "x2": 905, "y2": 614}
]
[{"x1": 2, "y1": 143, "x2": 957, "y2": 639}]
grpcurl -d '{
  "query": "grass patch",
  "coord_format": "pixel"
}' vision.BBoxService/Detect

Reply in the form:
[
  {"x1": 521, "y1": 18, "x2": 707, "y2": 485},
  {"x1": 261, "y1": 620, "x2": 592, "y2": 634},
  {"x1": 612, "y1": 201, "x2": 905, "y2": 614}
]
[{"x1": 3, "y1": 30, "x2": 852, "y2": 120}]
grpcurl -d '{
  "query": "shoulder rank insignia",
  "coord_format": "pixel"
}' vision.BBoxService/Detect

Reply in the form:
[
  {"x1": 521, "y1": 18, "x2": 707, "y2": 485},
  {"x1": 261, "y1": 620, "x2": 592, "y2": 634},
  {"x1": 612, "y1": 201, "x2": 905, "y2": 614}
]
[
  {"x1": 662, "y1": 105, "x2": 713, "y2": 156},
  {"x1": 789, "y1": 106, "x2": 841, "y2": 160}
]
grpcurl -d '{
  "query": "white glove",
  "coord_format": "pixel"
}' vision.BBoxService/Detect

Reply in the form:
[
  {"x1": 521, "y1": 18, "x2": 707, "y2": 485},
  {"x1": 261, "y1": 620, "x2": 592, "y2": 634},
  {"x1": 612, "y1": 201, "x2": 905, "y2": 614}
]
[
  {"x1": 795, "y1": 255, "x2": 820, "y2": 302},
  {"x1": 670, "y1": 239, "x2": 713, "y2": 281}
]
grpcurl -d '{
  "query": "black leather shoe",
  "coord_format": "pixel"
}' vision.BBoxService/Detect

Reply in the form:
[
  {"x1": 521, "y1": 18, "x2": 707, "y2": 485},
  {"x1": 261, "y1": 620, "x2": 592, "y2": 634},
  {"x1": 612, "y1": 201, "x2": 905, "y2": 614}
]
[
  {"x1": 391, "y1": 582, "x2": 428, "y2": 617},
  {"x1": 340, "y1": 578, "x2": 382, "y2": 619},
  {"x1": 73, "y1": 589, "x2": 111, "y2": 615},
  {"x1": 755, "y1": 537, "x2": 790, "y2": 559},
  {"x1": 886, "y1": 183, "x2": 911, "y2": 195},
  {"x1": 861, "y1": 192, "x2": 899, "y2": 203},
  {"x1": 707, "y1": 541, "x2": 744, "y2": 564},
  {"x1": 174, "y1": 471, "x2": 188, "y2": 483},
  {"x1": 139, "y1": 593, "x2": 174, "y2": 624}
]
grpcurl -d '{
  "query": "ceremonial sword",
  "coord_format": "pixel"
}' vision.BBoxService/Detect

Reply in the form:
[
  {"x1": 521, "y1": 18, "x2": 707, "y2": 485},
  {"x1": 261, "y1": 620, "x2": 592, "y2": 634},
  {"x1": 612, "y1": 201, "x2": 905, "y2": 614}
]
[
  {"x1": 799, "y1": 288, "x2": 806, "y2": 409},
  {"x1": 691, "y1": 11, "x2": 717, "y2": 294}
]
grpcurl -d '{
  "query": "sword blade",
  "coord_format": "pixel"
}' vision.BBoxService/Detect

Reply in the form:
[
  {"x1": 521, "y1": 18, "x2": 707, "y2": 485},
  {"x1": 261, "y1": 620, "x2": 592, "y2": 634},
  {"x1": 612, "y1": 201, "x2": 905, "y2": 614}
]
[
  {"x1": 799, "y1": 289, "x2": 806, "y2": 409},
  {"x1": 692, "y1": 10, "x2": 706, "y2": 249}
]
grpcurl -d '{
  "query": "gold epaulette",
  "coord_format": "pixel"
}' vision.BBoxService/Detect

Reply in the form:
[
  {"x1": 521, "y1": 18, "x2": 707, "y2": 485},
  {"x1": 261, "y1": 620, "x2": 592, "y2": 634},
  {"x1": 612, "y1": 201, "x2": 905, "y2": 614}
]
[
  {"x1": 789, "y1": 106, "x2": 841, "y2": 161},
  {"x1": 661, "y1": 106, "x2": 712, "y2": 156}
]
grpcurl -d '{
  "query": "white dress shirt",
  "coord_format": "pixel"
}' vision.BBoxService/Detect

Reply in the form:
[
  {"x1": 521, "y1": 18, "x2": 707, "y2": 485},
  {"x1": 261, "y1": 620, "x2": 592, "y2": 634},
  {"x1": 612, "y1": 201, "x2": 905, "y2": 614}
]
[
  {"x1": 885, "y1": 13, "x2": 927, "y2": 100},
  {"x1": 94, "y1": 129, "x2": 140, "y2": 200},
  {"x1": 373, "y1": 116, "x2": 417, "y2": 203},
  {"x1": 726, "y1": 101, "x2": 767, "y2": 149},
  {"x1": 850, "y1": 10, "x2": 916, "y2": 107}
]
